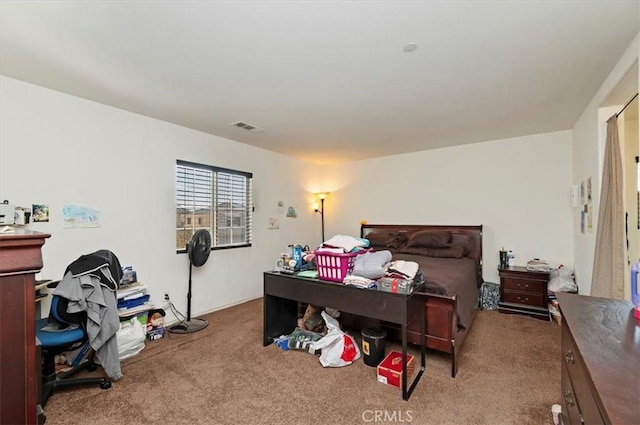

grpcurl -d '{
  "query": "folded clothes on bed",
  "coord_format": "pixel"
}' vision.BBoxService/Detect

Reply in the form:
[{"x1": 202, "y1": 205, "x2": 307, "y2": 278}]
[
  {"x1": 386, "y1": 260, "x2": 419, "y2": 280},
  {"x1": 351, "y1": 250, "x2": 392, "y2": 279}
]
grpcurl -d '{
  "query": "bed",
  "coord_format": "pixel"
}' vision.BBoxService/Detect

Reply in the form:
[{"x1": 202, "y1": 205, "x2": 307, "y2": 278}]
[{"x1": 339, "y1": 224, "x2": 483, "y2": 377}]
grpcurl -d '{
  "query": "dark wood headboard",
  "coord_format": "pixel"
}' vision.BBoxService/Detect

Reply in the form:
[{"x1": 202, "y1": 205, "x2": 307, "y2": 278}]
[{"x1": 360, "y1": 224, "x2": 483, "y2": 286}]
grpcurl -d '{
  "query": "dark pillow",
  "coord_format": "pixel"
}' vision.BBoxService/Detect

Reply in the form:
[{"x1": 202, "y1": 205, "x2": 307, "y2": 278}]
[
  {"x1": 406, "y1": 230, "x2": 451, "y2": 248},
  {"x1": 451, "y1": 233, "x2": 472, "y2": 256},
  {"x1": 398, "y1": 244, "x2": 464, "y2": 258},
  {"x1": 365, "y1": 231, "x2": 390, "y2": 248},
  {"x1": 387, "y1": 232, "x2": 409, "y2": 249},
  {"x1": 365, "y1": 231, "x2": 409, "y2": 249}
]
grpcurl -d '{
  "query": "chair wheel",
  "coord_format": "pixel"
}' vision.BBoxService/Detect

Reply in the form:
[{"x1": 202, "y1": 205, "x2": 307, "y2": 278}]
[
  {"x1": 100, "y1": 380, "x2": 112, "y2": 390},
  {"x1": 87, "y1": 363, "x2": 97, "y2": 372}
]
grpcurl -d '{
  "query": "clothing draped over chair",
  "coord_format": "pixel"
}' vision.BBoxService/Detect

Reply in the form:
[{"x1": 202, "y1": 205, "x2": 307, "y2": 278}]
[{"x1": 53, "y1": 250, "x2": 123, "y2": 380}]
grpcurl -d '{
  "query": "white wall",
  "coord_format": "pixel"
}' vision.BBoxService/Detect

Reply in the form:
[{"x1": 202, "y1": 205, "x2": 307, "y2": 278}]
[
  {"x1": 0, "y1": 76, "x2": 322, "y2": 320},
  {"x1": 624, "y1": 116, "x2": 639, "y2": 301},
  {"x1": 572, "y1": 33, "x2": 639, "y2": 296},
  {"x1": 322, "y1": 131, "x2": 574, "y2": 284}
]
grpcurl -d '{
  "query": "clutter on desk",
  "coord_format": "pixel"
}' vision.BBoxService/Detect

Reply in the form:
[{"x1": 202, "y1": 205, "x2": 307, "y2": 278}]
[
  {"x1": 275, "y1": 244, "x2": 313, "y2": 274},
  {"x1": 271, "y1": 233, "x2": 424, "y2": 294}
]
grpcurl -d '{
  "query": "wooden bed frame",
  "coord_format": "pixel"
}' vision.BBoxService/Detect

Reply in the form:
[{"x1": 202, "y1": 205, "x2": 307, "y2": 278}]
[{"x1": 351, "y1": 224, "x2": 484, "y2": 377}]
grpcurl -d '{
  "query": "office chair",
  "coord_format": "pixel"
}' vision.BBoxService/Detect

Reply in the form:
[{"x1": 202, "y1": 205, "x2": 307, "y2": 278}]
[{"x1": 36, "y1": 294, "x2": 112, "y2": 407}]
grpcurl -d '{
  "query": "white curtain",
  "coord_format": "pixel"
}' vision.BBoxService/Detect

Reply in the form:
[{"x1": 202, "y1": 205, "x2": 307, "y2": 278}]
[{"x1": 591, "y1": 115, "x2": 626, "y2": 299}]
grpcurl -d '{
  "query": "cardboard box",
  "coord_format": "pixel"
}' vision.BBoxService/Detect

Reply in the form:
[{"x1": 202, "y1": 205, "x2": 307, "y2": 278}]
[{"x1": 376, "y1": 350, "x2": 415, "y2": 388}]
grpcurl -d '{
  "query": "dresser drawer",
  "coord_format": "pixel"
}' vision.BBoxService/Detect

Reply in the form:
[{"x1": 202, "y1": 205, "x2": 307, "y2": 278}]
[
  {"x1": 501, "y1": 277, "x2": 547, "y2": 294},
  {"x1": 561, "y1": 363, "x2": 580, "y2": 425},
  {"x1": 561, "y1": 324, "x2": 605, "y2": 425},
  {"x1": 502, "y1": 290, "x2": 545, "y2": 307}
]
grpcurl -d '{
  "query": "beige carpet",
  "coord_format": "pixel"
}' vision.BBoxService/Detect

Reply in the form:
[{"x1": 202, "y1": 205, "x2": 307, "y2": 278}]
[{"x1": 42, "y1": 298, "x2": 561, "y2": 425}]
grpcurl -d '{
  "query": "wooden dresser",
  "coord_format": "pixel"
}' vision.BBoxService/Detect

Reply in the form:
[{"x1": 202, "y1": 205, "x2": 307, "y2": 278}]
[
  {"x1": 557, "y1": 292, "x2": 639, "y2": 425},
  {"x1": 498, "y1": 266, "x2": 550, "y2": 320},
  {"x1": 0, "y1": 230, "x2": 51, "y2": 425}
]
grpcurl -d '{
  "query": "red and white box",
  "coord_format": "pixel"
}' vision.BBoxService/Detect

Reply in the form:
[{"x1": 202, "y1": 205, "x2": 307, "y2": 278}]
[{"x1": 376, "y1": 350, "x2": 415, "y2": 388}]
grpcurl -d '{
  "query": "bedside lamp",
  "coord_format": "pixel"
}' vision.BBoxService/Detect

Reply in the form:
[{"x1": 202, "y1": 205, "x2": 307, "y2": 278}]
[{"x1": 313, "y1": 192, "x2": 329, "y2": 242}]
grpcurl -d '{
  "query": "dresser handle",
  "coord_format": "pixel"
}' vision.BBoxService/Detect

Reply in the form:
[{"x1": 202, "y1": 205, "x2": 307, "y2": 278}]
[
  {"x1": 518, "y1": 283, "x2": 530, "y2": 289},
  {"x1": 565, "y1": 350, "x2": 574, "y2": 364},
  {"x1": 517, "y1": 296, "x2": 529, "y2": 302},
  {"x1": 564, "y1": 390, "x2": 574, "y2": 407}
]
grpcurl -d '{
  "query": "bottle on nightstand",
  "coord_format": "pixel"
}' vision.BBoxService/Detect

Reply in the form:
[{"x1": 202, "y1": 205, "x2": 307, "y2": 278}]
[{"x1": 507, "y1": 250, "x2": 515, "y2": 267}]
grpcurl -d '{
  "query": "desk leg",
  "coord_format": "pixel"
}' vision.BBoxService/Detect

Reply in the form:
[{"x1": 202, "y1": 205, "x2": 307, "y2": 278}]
[
  {"x1": 263, "y1": 294, "x2": 297, "y2": 346},
  {"x1": 403, "y1": 295, "x2": 426, "y2": 401}
]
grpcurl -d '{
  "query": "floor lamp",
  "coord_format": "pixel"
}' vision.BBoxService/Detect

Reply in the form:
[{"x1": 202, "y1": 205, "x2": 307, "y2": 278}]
[{"x1": 313, "y1": 192, "x2": 329, "y2": 242}]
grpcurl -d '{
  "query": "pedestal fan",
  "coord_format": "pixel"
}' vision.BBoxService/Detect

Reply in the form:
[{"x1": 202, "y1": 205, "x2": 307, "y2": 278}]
[{"x1": 168, "y1": 229, "x2": 211, "y2": 334}]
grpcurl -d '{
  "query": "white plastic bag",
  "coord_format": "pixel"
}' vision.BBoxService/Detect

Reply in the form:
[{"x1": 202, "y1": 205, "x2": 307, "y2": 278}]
[
  {"x1": 548, "y1": 266, "x2": 577, "y2": 293},
  {"x1": 116, "y1": 317, "x2": 146, "y2": 360},
  {"x1": 309, "y1": 311, "x2": 360, "y2": 367}
]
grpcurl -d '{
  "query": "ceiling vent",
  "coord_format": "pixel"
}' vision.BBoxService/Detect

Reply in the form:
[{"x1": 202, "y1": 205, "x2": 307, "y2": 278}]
[{"x1": 230, "y1": 121, "x2": 265, "y2": 134}]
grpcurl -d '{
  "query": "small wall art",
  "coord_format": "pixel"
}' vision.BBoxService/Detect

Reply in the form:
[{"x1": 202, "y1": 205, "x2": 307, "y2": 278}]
[
  {"x1": 62, "y1": 205, "x2": 101, "y2": 228},
  {"x1": 32, "y1": 204, "x2": 49, "y2": 222}
]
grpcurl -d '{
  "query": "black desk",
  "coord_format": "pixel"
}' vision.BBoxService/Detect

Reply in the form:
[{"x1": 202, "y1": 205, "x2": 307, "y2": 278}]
[{"x1": 263, "y1": 271, "x2": 426, "y2": 401}]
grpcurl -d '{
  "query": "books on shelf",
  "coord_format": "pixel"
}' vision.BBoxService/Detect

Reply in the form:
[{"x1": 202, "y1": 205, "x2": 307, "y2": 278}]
[
  {"x1": 117, "y1": 280, "x2": 155, "y2": 318},
  {"x1": 117, "y1": 281, "x2": 147, "y2": 299}
]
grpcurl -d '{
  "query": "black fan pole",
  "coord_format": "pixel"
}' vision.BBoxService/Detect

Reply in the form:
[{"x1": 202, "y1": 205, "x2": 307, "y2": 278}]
[
  {"x1": 186, "y1": 260, "x2": 192, "y2": 321},
  {"x1": 168, "y1": 233, "x2": 209, "y2": 334}
]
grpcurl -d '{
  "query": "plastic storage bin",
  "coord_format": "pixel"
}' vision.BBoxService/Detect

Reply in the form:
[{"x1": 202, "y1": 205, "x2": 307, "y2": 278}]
[{"x1": 314, "y1": 249, "x2": 368, "y2": 282}]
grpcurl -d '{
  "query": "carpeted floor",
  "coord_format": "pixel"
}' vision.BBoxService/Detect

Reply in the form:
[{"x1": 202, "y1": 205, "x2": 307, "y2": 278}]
[{"x1": 42, "y1": 298, "x2": 561, "y2": 425}]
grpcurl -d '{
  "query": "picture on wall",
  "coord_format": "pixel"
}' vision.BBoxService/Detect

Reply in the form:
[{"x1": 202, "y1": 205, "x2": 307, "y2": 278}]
[
  {"x1": 62, "y1": 205, "x2": 101, "y2": 228},
  {"x1": 32, "y1": 204, "x2": 49, "y2": 222}
]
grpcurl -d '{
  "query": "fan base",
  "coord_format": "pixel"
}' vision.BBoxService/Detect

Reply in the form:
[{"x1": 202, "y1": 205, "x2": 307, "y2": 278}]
[{"x1": 167, "y1": 318, "x2": 209, "y2": 334}]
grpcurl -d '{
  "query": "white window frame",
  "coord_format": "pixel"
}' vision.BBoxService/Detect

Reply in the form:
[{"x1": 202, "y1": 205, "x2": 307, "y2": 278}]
[{"x1": 176, "y1": 160, "x2": 253, "y2": 252}]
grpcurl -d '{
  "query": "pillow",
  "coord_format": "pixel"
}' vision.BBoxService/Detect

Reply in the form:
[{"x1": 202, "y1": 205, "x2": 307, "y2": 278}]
[
  {"x1": 406, "y1": 230, "x2": 451, "y2": 248},
  {"x1": 451, "y1": 233, "x2": 472, "y2": 256},
  {"x1": 387, "y1": 232, "x2": 409, "y2": 249},
  {"x1": 365, "y1": 231, "x2": 408, "y2": 249},
  {"x1": 398, "y1": 244, "x2": 465, "y2": 258},
  {"x1": 365, "y1": 231, "x2": 391, "y2": 248}
]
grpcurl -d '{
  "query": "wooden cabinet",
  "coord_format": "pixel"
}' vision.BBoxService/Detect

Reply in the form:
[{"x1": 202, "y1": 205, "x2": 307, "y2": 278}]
[
  {"x1": 557, "y1": 292, "x2": 638, "y2": 425},
  {"x1": 498, "y1": 266, "x2": 550, "y2": 320},
  {"x1": 0, "y1": 229, "x2": 50, "y2": 425}
]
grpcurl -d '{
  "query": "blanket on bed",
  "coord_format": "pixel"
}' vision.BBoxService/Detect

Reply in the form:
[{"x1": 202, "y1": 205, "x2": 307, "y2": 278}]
[{"x1": 388, "y1": 252, "x2": 479, "y2": 330}]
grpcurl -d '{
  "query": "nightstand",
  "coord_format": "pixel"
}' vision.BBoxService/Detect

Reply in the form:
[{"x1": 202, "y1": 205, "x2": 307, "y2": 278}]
[{"x1": 498, "y1": 266, "x2": 550, "y2": 320}]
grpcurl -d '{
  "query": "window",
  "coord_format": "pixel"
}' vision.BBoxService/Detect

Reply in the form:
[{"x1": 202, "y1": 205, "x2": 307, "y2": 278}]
[{"x1": 176, "y1": 160, "x2": 253, "y2": 252}]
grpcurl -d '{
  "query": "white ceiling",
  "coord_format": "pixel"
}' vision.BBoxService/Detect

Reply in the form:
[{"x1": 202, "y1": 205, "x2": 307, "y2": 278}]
[{"x1": 1, "y1": 1, "x2": 639, "y2": 164}]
